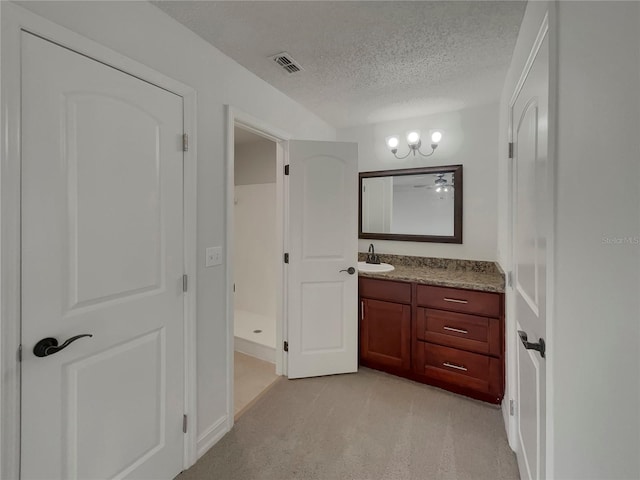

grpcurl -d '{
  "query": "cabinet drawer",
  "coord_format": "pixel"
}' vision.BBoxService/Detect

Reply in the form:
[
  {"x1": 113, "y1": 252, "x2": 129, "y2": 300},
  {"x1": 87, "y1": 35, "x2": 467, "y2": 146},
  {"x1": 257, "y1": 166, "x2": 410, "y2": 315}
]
[
  {"x1": 415, "y1": 342, "x2": 502, "y2": 398},
  {"x1": 359, "y1": 277, "x2": 411, "y2": 304},
  {"x1": 415, "y1": 308, "x2": 500, "y2": 357},
  {"x1": 416, "y1": 284, "x2": 500, "y2": 317}
]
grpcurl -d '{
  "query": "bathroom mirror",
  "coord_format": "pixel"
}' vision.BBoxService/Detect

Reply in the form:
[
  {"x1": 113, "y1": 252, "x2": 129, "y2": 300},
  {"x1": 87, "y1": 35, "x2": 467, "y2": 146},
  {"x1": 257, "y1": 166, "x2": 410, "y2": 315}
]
[{"x1": 359, "y1": 165, "x2": 463, "y2": 243}]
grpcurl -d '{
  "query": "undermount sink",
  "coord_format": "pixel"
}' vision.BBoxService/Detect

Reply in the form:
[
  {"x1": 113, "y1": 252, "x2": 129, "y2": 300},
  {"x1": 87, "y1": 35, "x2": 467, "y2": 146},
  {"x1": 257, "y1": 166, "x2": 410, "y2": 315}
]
[{"x1": 357, "y1": 261, "x2": 395, "y2": 273}]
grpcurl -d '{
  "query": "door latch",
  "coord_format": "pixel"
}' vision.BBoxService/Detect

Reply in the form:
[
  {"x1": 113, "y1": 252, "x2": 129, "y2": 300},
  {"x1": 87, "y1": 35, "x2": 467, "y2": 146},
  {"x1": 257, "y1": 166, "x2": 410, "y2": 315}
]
[
  {"x1": 33, "y1": 334, "x2": 93, "y2": 358},
  {"x1": 517, "y1": 331, "x2": 545, "y2": 358}
]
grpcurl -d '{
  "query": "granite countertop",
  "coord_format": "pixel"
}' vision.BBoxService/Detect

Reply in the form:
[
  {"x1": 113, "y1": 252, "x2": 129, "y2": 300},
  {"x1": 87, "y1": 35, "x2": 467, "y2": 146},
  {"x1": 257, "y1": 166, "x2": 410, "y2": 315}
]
[{"x1": 357, "y1": 253, "x2": 505, "y2": 293}]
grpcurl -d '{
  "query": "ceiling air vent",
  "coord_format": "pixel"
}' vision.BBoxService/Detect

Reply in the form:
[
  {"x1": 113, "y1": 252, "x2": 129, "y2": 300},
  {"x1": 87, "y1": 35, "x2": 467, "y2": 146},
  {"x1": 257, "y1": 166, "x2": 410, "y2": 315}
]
[{"x1": 271, "y1": 52, "x2": 303, "y2": 74}]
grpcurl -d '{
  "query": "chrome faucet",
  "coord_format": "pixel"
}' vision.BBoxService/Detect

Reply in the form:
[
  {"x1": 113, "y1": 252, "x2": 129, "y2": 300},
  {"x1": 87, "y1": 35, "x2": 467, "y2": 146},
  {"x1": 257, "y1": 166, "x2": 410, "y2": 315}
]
[{"x1": 366, "y1": 243, "x2": 381, "y2": 264}]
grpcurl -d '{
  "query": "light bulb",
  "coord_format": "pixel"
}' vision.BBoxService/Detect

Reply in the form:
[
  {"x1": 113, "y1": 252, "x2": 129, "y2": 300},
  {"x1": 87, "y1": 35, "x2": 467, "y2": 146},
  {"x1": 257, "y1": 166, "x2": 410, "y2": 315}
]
[
  {"x1": 386, "y1": 136, "x2": 399, "y2": 150},
  {"x1": 430, "y1": 131, "x2": 443, "y2": 144},
  {"x1": 436, "y1": 187, "x2": 442, "y2": 193},
  {"x1": 406, "y1": 131, "x2": 421, "y2": 146}
]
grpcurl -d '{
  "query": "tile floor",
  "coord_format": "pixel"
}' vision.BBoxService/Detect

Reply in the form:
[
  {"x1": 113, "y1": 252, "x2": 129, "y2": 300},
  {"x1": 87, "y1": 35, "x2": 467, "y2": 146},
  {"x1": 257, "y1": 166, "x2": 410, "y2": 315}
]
[
  {"x1": 233, "y1": 351, "x2": 279, "y2": 419},
  {"x1": 234, "y1": 310, "x2": 276, "y2": 348}
]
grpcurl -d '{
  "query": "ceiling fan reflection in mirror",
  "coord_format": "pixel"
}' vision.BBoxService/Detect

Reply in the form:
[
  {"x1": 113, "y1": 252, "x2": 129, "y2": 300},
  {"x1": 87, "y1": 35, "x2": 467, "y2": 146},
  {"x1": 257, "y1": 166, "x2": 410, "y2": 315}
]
[{"x1": 434, "y1": 173, "x2": 454, "y2": 193}]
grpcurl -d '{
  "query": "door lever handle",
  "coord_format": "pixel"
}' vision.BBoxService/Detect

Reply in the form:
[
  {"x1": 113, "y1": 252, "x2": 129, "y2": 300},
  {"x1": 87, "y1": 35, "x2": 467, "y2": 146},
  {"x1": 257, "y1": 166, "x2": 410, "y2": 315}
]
[
  {"x1": 518, "y1": 330, "x2": 545, "y2": 358},
  {"x1": 339, "y1": 267, "x2": 356, "y2": 275},
  {"x1": 33, "y1": 334, "x2": 93, "y2": 358}
]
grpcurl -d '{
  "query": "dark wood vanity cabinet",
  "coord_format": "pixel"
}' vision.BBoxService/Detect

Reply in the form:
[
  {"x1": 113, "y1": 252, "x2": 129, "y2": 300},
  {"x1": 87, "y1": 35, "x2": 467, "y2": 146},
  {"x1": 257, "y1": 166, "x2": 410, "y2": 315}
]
[
  {"x1": 359, "y1": 277, "x2": 505, "y2": 404},
  {"x1": 359, "y1": 278, "x2": 412, "y2": 373}
]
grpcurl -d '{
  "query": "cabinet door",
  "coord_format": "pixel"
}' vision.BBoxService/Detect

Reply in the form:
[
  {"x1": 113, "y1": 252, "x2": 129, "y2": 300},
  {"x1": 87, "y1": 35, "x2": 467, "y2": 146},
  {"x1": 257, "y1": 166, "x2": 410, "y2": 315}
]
[{"x1": 360, "y1": 298, "x2": 411, "y2": 371}]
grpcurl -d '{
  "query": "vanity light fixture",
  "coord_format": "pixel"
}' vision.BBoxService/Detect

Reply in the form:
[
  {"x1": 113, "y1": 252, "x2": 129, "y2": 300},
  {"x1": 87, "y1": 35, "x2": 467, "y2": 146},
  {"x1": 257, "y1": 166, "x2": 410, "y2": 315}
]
[{"x1": 386, "y1": 130, "x2": 443, "y2": 159}]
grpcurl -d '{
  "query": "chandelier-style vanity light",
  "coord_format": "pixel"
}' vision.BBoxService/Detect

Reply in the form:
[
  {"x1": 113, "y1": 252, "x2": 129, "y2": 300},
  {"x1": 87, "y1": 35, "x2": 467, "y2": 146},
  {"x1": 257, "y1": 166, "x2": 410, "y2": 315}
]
[{"x1": 386, "y1": 130, "x2": 443, "y2": 159}]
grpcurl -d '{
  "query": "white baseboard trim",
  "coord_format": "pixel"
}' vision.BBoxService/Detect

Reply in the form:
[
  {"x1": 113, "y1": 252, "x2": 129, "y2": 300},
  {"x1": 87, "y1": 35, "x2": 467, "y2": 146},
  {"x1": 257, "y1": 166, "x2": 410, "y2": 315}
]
[
  {"x1": 196, "y1": 415, "x2": 229, "y2": 460},
  {"x1": 234, "y1": 336, "x2": 275, "y2": 364}
]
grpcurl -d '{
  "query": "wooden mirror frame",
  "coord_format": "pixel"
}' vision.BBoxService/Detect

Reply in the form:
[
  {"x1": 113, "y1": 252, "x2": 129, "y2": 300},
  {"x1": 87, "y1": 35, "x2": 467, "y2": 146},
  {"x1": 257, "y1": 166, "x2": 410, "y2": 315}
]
[{"x1": 359, "y1": 164, "x2": 463, "y2": 244}]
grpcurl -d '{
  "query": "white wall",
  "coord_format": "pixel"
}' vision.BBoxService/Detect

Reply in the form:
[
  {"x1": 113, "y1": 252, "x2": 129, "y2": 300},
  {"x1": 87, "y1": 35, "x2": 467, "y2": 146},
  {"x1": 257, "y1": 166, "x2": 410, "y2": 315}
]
[
  {"x1": 7, "y1": 0, "x2": 336, "y2": 461},
  {"x1": 392, "y1": 186, "x2": 454, "y2": 236},
  {"x1": 338, "y1": 103, "x2": 499, "y2": 261},
  {"x1": 552, "y1": 2, "x2": 640, "y2": 478},
  {"x1": 499, "y1": 2, "x2": 640, "y2": 478},
  {"x1": 234, "y1": 139, "x2": 277, "y2": 323},
  {"x1": 235, "y1": 139, "x2": 277, "y2": 186}
]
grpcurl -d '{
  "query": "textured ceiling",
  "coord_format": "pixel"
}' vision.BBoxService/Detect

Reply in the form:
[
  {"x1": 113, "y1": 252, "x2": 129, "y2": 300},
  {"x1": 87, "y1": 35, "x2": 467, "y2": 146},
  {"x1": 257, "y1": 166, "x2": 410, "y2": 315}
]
[{"x1": 154, "y1": 1, "x2": 526, "y2": 128}]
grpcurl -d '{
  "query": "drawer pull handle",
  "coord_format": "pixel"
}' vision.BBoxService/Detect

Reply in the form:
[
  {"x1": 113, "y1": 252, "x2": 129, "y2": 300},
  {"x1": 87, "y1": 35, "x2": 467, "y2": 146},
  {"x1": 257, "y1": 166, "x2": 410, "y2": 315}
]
[
  {"x1": 443, "y1": 326, "x2": 468, "y2": 334},
  {"x1": 443, "y1": 297, "x2": 468, "y2": 304},
  {"x1": 443, "y1": 362, "x2": 468, "y2": 372}
]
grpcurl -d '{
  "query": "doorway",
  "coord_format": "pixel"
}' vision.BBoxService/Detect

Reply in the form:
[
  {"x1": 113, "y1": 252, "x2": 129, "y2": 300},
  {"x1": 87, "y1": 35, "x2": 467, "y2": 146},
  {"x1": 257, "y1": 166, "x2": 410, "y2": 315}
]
[
  {"x1": 224, "y1": 108, "x2": 359, "y2": 426},
  {"x1": 232, "y1": 125, "x2": 281, "y2": 418}
]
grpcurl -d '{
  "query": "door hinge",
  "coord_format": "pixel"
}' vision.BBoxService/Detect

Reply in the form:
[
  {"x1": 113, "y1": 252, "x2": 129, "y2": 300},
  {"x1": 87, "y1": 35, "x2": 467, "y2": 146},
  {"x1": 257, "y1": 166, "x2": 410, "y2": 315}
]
[
  {"x1": 182, "y1": 274, "x2": 188, "y2": 292},
  {"x1": 284, "y1": 253, "x2": 289, "y2": 264},
  {"x1": 510, "y1": 399, "x2": 515, "y2": 416},
  {"x1": 283, "y1": 341, "x2": 289, "y2": 352},
  {"x1": 508, "y1": 142, "x2": 514, "y2": 159},
  {"x1": 284, "y1": 164, "x2": 289, "y2": 176},
  {"x1": 183, "y1": 414, "x2": 188, "y2": 433},
  {"x1": 18, "y1": 344, "x2": 22, "y2": 362},
  {"x1": 507, "y1": 271, "x2": 513, "y2": 288},
  {"x1": 233, "y1": 283, "x2": 236, "y2": 293},
  {"x1": 182, "y1": 133, "x2": 189, "y2": 152}
]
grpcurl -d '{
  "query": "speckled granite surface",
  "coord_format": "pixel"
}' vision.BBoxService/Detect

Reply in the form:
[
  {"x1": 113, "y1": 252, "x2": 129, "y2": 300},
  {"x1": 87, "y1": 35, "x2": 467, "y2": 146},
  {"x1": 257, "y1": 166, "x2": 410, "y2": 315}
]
[{"x1": 357, "y1": 253, "x2": 505, "y2": 293}]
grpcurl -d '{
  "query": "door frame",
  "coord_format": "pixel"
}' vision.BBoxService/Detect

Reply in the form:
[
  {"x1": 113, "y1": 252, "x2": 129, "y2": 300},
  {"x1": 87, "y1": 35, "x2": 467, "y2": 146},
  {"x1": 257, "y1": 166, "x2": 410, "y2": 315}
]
[
  {"x1": 0, "y1": 4, "x2": 199, "y2": 477},
  {"x1": 505, "y1": 7, "x2": 557, "y2": 479},
  {"x1": 224, "y1": 106, "x2": 290, "y2": 430}
]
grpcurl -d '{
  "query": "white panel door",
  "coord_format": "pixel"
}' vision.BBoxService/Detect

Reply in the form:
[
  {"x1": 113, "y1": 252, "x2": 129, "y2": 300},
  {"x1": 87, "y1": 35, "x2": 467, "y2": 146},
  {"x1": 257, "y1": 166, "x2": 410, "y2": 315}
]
[
  {"x1": 287, "y1": 140, "x2": 358, "y2": 379},
  {"x1": 512, "y1": 25, "x2": 549, "y2": 480},
  {"x1": 21, "y1": 32, "x2": 185, "y2": 480}
]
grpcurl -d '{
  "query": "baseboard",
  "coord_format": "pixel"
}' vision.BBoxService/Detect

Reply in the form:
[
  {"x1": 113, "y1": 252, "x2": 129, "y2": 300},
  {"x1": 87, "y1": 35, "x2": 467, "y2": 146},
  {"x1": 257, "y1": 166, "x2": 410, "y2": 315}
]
[
  {"x1": 234, "y1": 336, "x2": 275, "y2": 363},
  {"x1": 196, "y1": 415, "x2": 229, "y2": 459}
]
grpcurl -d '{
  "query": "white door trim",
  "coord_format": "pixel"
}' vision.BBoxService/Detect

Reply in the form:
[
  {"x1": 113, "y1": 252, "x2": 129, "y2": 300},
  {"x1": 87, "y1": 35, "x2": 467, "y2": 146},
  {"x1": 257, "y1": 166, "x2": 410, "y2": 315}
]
[
  {"x1": 505, "y1": 6, "x2": 557, "y2": 479},
  {"x1": 224, "y1": 105, "x2": 290, "y2": 432},
  {"x1": 0, "y1": 4, "x2": 199, "y2": 477}
]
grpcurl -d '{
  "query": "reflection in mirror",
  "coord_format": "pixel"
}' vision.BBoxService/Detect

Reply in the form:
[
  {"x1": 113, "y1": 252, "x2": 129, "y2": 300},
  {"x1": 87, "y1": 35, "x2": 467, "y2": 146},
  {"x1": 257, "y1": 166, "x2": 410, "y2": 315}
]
[{"x1": 359, "y1": 165, "x2": 462, "y2": 243}]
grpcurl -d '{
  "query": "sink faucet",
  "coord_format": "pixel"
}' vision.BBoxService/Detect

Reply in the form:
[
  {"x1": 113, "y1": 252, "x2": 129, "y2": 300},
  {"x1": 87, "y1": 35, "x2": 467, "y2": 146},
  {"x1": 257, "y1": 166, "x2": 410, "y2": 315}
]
[{"x1": 366, "y1": 243, "x2": 381, "y2": 264}]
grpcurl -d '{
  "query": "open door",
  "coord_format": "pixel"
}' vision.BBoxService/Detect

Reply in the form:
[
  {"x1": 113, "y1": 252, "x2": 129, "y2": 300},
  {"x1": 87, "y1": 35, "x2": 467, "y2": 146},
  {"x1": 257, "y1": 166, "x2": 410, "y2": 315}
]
[
  {"x1": 511, "y1": 18, "x2": 549, "y2": 480},
  {"x1": 287, "y1": 140, "x2": 358, "y2": 379}
]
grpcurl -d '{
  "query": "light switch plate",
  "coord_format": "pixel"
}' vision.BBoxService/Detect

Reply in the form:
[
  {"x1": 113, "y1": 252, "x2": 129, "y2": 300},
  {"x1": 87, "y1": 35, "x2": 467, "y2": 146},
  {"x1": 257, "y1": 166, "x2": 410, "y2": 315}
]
[{"x1": 205, "y1": 246, "x2": 223, "y2": 267}]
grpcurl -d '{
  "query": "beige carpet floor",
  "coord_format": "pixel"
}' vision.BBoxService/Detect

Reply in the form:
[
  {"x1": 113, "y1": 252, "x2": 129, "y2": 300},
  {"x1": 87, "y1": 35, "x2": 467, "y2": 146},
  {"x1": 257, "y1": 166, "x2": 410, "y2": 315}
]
[{"x1": 178, "y1": 367, "x2": 519, "y2": 480}]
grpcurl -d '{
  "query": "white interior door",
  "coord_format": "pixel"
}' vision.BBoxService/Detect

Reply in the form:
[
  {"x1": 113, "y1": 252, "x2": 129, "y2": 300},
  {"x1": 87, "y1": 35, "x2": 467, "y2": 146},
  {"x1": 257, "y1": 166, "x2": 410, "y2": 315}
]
[
  {"x1": 287, "y1": 140, "x2": 358, "y2": 379},
  {"x1": 512, "y1": 25, "x2": 549, "y2": 480},
  {"x1": 21, "y1": 32, "x2": 185, "y2": 480}
]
